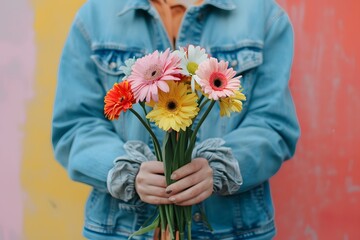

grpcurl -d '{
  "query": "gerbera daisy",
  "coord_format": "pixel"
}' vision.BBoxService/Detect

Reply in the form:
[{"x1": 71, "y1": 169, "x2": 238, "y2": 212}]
[
  {"x1": 218, "y1": 90, "x2": 246, "y2": 117},
  {"x1": 195, "y1": 57, "x2": 241, "y2": 100},
  {"x1": 127, "y1": 49, "x2": 182, "y2": 103},
  {"x1": 104, "y1": 81, "x2": 135, "y2": 120},
  {"x1": 174, "y1": 45, "x2": 208, "y2": 92},
  {"x1": 146, "y1": 81, "x2": 199, "y2": 132}
]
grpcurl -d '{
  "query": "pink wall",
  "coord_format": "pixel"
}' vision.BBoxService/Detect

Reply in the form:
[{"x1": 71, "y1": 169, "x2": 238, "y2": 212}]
[
  {"x1": 273, "y1": 0, "x2": 360, "y2": 239},
  {"x1": 0, "y1": 0, "x2": 35, "y2": 239}
]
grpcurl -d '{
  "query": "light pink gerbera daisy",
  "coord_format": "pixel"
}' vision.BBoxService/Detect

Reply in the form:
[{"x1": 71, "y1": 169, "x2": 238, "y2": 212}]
[
  {"x1": 195, "y1": 57, "x2": 241, "y2": 100},
  {"x1": 127, "y1": 49, "x2": 182, "y2": 102}
]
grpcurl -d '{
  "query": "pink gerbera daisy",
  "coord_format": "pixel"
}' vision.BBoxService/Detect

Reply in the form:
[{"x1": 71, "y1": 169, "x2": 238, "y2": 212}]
[
  {"x1": 127, "y1": 49, "x2": 182, "y2": 102},
  {"x1": 195, "y1": 57, "x2": 241, "y2": 100}
]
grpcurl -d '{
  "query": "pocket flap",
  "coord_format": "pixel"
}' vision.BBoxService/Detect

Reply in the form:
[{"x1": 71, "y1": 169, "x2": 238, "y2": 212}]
[
  {"x1": 210, "y1": 42, "x2": 263, "y2": 73},
  {"x1": 91, "y1": 48, "x2": 145, "y2": 76}
]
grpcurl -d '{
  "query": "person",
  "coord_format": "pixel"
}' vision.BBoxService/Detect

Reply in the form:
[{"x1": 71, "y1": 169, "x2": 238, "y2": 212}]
[{"x1": 52, "y1": 0, "x2": 300, "y2": 239}]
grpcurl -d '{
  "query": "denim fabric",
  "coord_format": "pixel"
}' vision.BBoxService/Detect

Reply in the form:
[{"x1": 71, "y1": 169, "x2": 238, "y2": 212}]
[{"x1": 52, "y1": 0, "x2": 300, "y2": 239}]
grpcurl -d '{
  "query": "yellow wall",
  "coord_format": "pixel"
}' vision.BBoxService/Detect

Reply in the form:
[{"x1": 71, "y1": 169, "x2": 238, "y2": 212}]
[{"x1": 23, "y1": 1, "x2": 88, "y2": 239}]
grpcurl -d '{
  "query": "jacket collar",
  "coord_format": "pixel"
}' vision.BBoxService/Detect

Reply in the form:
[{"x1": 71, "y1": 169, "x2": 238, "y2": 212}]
[
  {"x1": 118, "y1": 0, "x2": 236, "y2": 16},
  {"x1": 204, "y1": 0, "x2": 236, "y2": 10},
  {"x1": 118, "y1": 0, "x2": 152, "y2": 16}
]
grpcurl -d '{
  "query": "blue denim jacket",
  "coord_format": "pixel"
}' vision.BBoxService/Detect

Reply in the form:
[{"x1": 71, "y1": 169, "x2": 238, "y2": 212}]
[{"x1": 52, "y1": 0, "x2": 300, "y2": 239}]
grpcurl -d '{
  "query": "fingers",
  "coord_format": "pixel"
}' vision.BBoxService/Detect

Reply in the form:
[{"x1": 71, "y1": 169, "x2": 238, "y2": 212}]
[
  {"x1": 166, "y1": 158, "x2": 213, "y2": 194},
  {"x1": 170, "y1": 158, "x2": 207, "y2": 181},
  {"x1": 136, "y1": 161, "x2": 172, "y2": 205},
  {"x1": 141, "y1": 161, "x2": 165, "y2": 175},
  {"x1": 135, "y1": 158, "x2": 214, "y2": 206},
  {"x1": 136, "y1": 165, "x2": 167, "y2": 188},
  {"x1": 136, "y1": 184, "x2": 172, "y2": 204},
  {"x1": 136, "y1": 175, "x2": 167, "y2": 194},
  {"x1": 136, "y1": 183, "x2": 172, "y2": 205},
  {"x1": 169, "y1": 179, "x2": 213, "y2": 206},
  {"x1": 165, "y1": 158, "x2": 214, "y2": 206},
  {"x1": 138, "y1": 195, "x2": 172, "y2": 205}
]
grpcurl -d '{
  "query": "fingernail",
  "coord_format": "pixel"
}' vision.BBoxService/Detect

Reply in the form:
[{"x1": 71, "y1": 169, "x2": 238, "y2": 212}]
[
  {"x1": 171, "y1": 173, "x2": 177, "y2": 180},
  {"x1": 169, "y1": 197, "x2": 176, "y2": 202},
  {"x1": 166, "y1": 188, "x2": 172, "y2": 194}
]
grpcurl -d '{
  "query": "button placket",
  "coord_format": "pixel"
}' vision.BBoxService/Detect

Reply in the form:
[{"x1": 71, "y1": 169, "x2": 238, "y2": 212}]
[
  {"x1": 176, "y1": 8, "x2": 204, "y2": 47},
  {"x1": 193, "y1": 212, "x2": 202, "y2": 222}
]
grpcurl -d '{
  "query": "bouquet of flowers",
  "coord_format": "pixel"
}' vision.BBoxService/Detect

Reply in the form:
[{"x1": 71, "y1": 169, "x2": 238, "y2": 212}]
[{"x1": 104, "y1": 45, "x2": 246, "y2": 240}]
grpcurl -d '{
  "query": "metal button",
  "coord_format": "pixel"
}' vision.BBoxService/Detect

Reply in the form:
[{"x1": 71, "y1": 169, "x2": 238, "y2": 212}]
[
  {"x1": 231, "y1": 59, "x2": 238, "y2": 67},
  {"x1": 109, "y1": 62, "x2": 117, "y2": 69},
  {"x1": 193, "y1": 212, "x2": 202, "y2": 222}
]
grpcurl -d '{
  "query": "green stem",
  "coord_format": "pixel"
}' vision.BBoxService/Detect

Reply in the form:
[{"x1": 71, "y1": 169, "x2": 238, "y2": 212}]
[
  {"x1": 159, "y1": 205, "x2": 167, "y2": 233},
  {"x1": 186, "y1": 100, "x2": 216, "y2": 159},
  {"x1": 139, "y1": 102, "x2": 151, "y2": 126},
  {"x1": 178, "y1": 131, "x2": 186, "y2": 167},
  {"x1": 165, "y1": 205, "x2": 175, "y2": 240},
  {"x1": 139, "y1": 101, "x2": 148, "y2": 115},
  {"x1": 198, "y1": 98, "x2": 209, "y2": 111},
  {"x1": 163, "y1": 131, "x2": 175, "y2": 185},
  {"x1": 129, "y1": 108, "x2": 163, "y2": 162},
  {"x1": 197, "y1": 94, "x2": 204, "y2": 105}
]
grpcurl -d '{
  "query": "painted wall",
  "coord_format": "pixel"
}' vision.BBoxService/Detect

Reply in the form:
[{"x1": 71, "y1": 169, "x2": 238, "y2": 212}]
[
  {"x1": 273, "y1": 0, "x2": 360, "y2": 239},
  {"x1": 0, "y1": 0, "x2": 35, "y2": 239},
  {"x1": 0, "y1": 0, "x2": 359, "y2": 239},
  {"x1": 1, "y1": 0, "x2": 88, "y2": 239}
]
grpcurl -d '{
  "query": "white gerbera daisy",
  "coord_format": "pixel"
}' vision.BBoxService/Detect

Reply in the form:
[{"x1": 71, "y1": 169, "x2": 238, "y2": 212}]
[{"x1": 174, "y1": 45, "x2": 208, "y2": 91}]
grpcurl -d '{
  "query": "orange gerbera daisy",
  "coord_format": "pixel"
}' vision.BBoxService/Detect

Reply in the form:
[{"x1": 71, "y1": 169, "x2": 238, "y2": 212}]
[{"x1": 104, "y1": 81, "x2": 135, "y2": 120}]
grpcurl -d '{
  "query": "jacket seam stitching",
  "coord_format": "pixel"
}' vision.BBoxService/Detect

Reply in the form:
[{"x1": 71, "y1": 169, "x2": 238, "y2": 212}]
[
  {"x1": 265, "y1": 9, "x2": 285, "y2": 35},
  {"x1": 74, "y1": 17, "x2": 92, "y2": 47}
]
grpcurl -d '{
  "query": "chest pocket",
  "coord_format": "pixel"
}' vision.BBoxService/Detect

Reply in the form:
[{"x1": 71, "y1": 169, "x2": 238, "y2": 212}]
[
  {"x1": 90, "y1": 47, "x2": 145, "y2": 140},
  {"x1": 200, "y1": 44, "x2": 263, "y2": 138},
  {"x1": 91, "y1": 47, "x2": 145, "y2": 90}
]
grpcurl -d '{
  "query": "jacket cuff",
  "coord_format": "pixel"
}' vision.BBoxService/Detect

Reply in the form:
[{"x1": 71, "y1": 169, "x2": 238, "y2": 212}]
[
  {"x1": 107, "y1": 140, "x2": 155, "y2": 202},
  {"x1": 192, "y1": 138, "x2": 243, "y2": 195}
]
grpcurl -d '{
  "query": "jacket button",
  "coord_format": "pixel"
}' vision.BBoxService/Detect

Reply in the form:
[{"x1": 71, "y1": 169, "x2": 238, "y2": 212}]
[
  {"x1": 231, "y1": 60, "x2": 238, "y2": 67},
  {"x1": 193, "y1": 212, "x2": 202, "y2": 222},
  {"x1": 109, "y1": 62, "x2": 117, "y2": 69}
]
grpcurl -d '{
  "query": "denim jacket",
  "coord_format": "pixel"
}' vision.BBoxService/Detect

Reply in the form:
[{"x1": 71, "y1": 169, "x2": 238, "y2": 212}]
[{"x1": 52, "y1": 0, "x2": 300, "y2": 239}]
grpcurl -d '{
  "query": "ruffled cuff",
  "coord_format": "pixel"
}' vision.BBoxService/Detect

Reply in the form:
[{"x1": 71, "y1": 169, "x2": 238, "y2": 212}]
[
  {"x1": 107, "y1": 141, "x2": 156, "y2": 202},
  {"x1": 192, "y1": 138, "x2": 243, "y2": 195}
]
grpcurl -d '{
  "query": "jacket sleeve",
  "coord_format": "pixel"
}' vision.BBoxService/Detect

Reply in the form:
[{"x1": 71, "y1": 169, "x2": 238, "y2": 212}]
[
  {"x1": 52, "y1": 16, "x2": 126, "y2": 191},
  {"x1": 223, "y1": 12, "x2": 300, "y2": 193},
  {"x1": 192, "y1": 138, "x2": 243, "y2": 195}
]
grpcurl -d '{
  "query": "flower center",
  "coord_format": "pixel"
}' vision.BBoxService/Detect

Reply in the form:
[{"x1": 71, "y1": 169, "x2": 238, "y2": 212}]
[
  {"x1": 145, "y1": 64, "x2": 162, "y2": 81},
  {"x1": 187, "y1": 62, "x2": 198, "y2": 75},
  {"x1": 209, "y1": 72, "x2": 227, "y2": 90},
  {"x1": 167, "y1": 100, "x2": 177, "y2": 111}
]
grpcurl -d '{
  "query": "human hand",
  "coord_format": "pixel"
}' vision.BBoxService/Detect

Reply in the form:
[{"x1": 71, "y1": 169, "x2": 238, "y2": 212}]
[
  {"x1": 135, "y1": 161, "x2": 172, "y2": 205},
  {"x1": 165, "y1": 158, "x2": 214, "y2": 206}
]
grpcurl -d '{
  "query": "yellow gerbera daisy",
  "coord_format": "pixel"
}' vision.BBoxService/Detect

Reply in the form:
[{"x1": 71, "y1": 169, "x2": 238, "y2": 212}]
[
  {"x1": 146, "y1": 81, "x2": 199, "y2": 132},
  {"x1": 219, "y1": 90, "x2": 246, "y2": 117}
]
